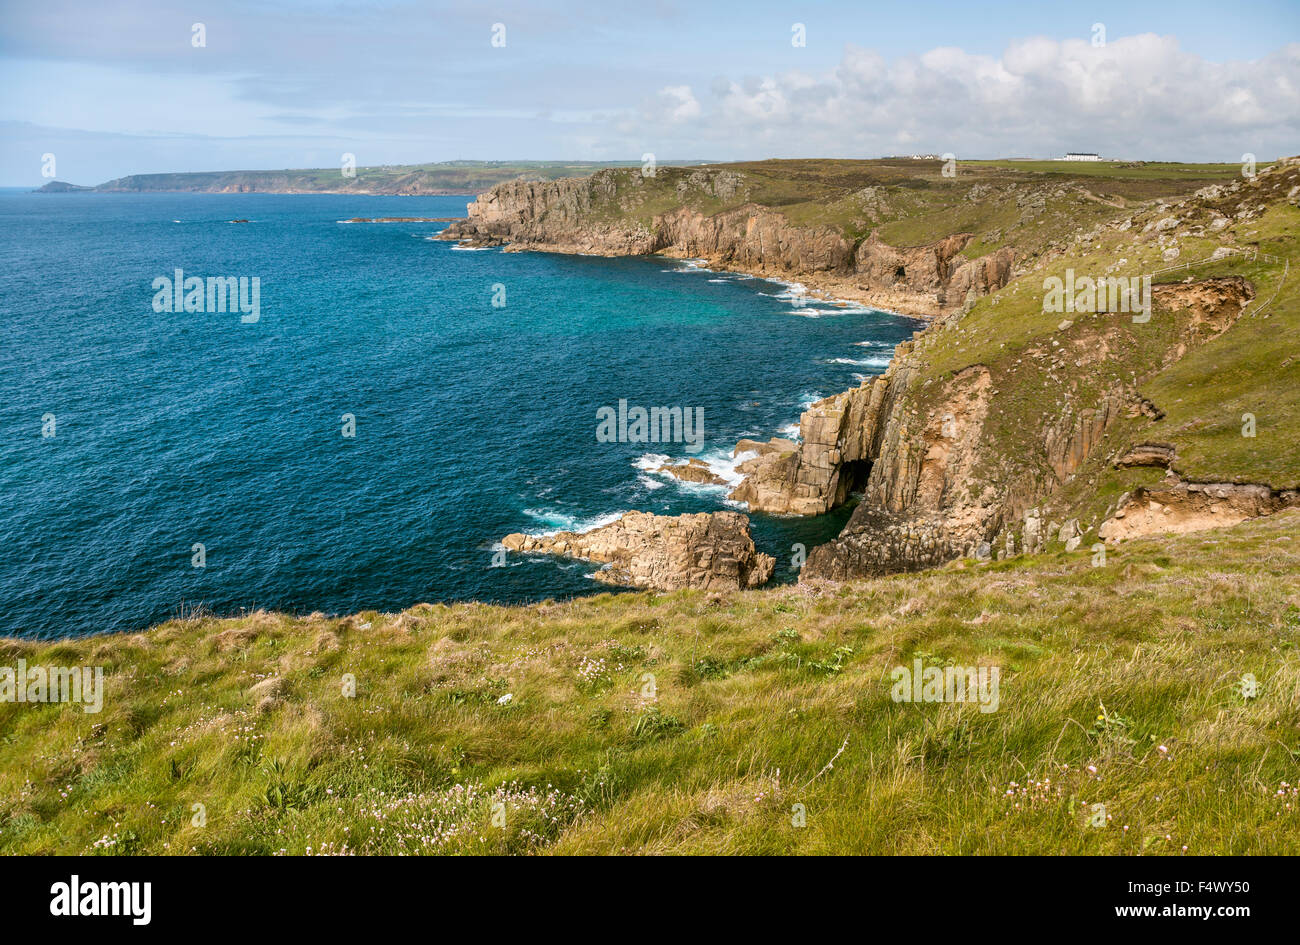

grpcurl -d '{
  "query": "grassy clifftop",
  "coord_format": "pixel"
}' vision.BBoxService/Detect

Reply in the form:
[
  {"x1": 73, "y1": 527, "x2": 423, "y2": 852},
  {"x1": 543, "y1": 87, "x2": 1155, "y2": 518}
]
[
  {"x1": 2, "y1": 510, "x2": 1298, "y2": 855},
  {"x1": 9, "y1": 157, "x2": 1297, "y2": 856},
  {"x1": 533, "y1": 157, "x2": 1254, "y2": 258},
  {"x1": 910, "y1": 159, "x2": 1300, "y2": 548}
]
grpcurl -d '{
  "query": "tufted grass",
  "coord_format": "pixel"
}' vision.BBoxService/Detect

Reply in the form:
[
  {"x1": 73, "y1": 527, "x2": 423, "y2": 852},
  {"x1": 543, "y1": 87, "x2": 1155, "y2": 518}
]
[{"x1": 2, "y1": 509, "x2": 1297, "y2": 855}]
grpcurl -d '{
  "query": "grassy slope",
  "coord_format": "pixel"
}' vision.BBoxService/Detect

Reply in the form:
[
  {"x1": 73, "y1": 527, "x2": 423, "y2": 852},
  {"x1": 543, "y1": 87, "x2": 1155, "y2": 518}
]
[
  {"x1": 905, "y1": 164, "x2": 1300, "y2": 553},
  {"x1": 2, "y1": 510, "x2": 1298, "y2": 855},
  {"x1": 7, "y1": 158, "x2": 1298, "y2": 856}
]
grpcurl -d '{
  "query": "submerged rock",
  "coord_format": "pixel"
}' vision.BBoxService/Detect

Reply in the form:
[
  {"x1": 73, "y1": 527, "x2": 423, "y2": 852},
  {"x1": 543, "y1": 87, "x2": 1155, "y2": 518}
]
[
  {"x1": 502, "y1": 510, "x2": 774, "y2": 592},
  {"x1": 650, "y1": 457, "x2": 727, "y2": 486}
]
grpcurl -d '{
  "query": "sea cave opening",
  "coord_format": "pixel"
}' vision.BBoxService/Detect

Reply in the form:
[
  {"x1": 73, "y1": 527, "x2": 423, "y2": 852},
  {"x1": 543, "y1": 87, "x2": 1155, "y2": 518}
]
[{"x1": 840, "y1": 459, "x2": 873, "y2": 495}]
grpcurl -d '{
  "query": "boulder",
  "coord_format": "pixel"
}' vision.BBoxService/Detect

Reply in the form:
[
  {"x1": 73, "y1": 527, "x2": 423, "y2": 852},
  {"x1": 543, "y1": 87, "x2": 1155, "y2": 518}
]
[
  {"x1": 502, "y1": 510, "x2": 774, "y2": 591},
  {"x1": 650, "y1": 457, "x2": 727, "y2": 486}
]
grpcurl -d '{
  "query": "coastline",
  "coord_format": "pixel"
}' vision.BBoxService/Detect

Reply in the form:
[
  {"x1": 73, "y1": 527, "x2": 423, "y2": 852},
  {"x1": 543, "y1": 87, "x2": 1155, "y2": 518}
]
[
  {"x1": 479, "y1": 233, "x2": 948, "y2": 321},
  {"x1": 473, "y1": 241, "x2": 930, "y2": 566},
  {"x1": 649, "y1": 245, "x2": 944, "y2": 321}
]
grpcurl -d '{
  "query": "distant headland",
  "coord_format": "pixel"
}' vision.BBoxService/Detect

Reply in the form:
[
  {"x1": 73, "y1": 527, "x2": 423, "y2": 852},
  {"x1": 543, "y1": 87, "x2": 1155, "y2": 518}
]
[{"x1": 34, "y1": 159, "x2": 711, "y2": 196}]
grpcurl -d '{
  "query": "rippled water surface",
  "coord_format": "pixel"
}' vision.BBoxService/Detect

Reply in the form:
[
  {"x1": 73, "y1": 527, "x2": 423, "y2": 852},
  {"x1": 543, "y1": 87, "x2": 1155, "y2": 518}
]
[{"x1": 0, "y1": 192, "x2": 921, "y2": 638}]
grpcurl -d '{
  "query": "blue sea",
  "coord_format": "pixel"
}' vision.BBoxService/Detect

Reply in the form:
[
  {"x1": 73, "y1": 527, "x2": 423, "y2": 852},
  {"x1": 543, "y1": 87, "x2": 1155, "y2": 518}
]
[{"x1": 0, "y1": 191, "x2": 921, "y2": 639}]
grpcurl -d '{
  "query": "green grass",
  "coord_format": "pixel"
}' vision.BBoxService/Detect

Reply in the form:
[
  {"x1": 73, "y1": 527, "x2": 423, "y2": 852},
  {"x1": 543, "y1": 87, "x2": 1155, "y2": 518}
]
[
  {"x1": 13, "y1": 157, "x2": 1299, "y2": 856},
  {"x1": 881, "y1": 161, "x2": 1300, "y2": 557},
  {"x1": 2, "y1": 511, "x2": 1298, "y2": 855},
  {"x1": 967, "y1": 160, "x2": 1255, "y2": 181},
  {"x1": 495, "y1": 158, "x2": 1259, "y2": 254}
]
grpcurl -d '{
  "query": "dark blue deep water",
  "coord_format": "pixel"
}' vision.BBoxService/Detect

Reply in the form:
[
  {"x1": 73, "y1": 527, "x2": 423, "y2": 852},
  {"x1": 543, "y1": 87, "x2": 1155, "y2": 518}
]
[{"x1": 0, "y1": 192, "x2": 920, "y2": 638}]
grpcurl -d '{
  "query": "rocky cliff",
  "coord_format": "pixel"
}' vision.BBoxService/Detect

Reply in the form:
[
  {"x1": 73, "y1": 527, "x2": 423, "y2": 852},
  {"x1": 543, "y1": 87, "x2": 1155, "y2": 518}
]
[
  {"x1": 456, "y1": 159, "x2": 1299, "y2": 585},
  {"x1": 802, "y1": 275, "x2": 1260, "y2": 580},
  {"x1": 439, "y1": 168, "x2": 1015, "y2": 316}
]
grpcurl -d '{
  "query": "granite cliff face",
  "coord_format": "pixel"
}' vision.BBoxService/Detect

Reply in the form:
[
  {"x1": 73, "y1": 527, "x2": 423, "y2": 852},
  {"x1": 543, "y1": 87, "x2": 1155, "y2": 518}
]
[
  {"x1": 727, "y1": 337, "x2": 921, "y2": 515},
  {"x1": 801, "y1": 275, "x2": 1259, "y2": 580},
  {"x1": 439, "y1": 169, "x2": 1015, "y2": 316},
  {"x1": 456, "y1": 160, "x2": 1297, "y2": 586},
  {"x1": 501, "y1": 510, "x2": 774, "y2": 592}
]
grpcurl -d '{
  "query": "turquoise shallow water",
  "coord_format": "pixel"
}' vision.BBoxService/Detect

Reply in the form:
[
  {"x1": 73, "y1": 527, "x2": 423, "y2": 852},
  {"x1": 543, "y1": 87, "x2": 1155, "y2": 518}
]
[{"x1": 0, "y1": 192, "x2": 921, "y2": 639}]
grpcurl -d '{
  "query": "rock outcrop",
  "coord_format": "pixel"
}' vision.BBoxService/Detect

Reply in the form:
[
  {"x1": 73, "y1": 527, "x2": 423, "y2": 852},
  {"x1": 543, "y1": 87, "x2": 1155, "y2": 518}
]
[
  {"x1": 501, "y1": 510, "x2": 774, "y2": 591},
  {"x1": 650, "y1": 458, "x2": 727, "y2": 486},
  {"x1": 1098, "y1": 480, "x2": 1300, "y2": 542},
  {"x1": 465, "y1": 161, "x2": 1294, "y2": 587},
  {"x1": 800, "y1": 273, "x2": 1260, "y2": 581},
  {"x1": 439, "y1": 168, "x2": 1015, "y2": 316},
  {"x1": 1114, "y1": 443, "x2": 1177, "y2": 468},
  {"x1": 728, "y1": 340, "x2": 920, "y2": 515}
]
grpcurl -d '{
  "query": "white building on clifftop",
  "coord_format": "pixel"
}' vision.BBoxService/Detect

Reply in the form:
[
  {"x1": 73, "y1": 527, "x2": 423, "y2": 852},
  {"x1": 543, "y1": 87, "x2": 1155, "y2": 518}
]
[{"x1": 1062, "y1": 152, "x2": 1101, "y2": 161}]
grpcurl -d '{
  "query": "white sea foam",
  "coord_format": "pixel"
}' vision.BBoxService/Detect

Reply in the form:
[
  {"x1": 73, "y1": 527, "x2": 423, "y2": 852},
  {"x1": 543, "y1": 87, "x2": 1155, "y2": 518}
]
[
  {"x1": 450, "y1": 243, "x2": 494, "y2": 251},
  {"x1": 700, "y1": 447, "x2": 754, "y2": 488},
  {"x1": 829, "y1": 356, "x2": 891, "y2": 368},
  {"x1": 521, "y1": 508, "x2": 622, "y2": 536},
  {"x1": 777, "y1": 422, "x2": 801, "y2": 438},
  {"x1": 633, "y1": 453, "x2": 672, "y2": 471},
  {"x1": 663, "y1": 258, "x2": 712, "y2": 274},
  {"x1": 636, "y1": 474, "x2": 666, "y2": 491},
  {"x1": 634, "y1": 448, "x2": 753, "y2": 492}
]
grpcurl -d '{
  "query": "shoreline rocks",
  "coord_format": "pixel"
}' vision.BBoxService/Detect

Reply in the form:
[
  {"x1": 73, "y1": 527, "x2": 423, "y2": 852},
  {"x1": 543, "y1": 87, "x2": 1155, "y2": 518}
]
[
  {"x1": 437, "y1": 168, "x2": 1016, "y2": 318},
  {"x1": 502, "y1": 510, "x2": 774, "y2": 592},
  {"x1": 649, "y1": 457, "x2": 728, "y2": 486}
]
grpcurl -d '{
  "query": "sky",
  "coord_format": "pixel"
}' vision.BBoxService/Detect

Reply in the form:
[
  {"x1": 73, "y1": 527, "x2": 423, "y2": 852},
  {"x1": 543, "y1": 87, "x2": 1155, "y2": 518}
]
[{"x1": 1, "y1": 0, "x2": 1297, "y2": 185}]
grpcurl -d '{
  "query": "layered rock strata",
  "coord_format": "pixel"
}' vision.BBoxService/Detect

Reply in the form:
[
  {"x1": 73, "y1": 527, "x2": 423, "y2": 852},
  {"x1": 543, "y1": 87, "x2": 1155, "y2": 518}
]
[{"x1": 1099, "y1": 481, "x2": 1300, "y2": 542}]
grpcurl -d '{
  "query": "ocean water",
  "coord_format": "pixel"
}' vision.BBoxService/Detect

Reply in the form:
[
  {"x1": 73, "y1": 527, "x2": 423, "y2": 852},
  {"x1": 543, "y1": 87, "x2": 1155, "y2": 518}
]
[{"x1": 0, "y1": 192, "x2": 921, "y2": 639}]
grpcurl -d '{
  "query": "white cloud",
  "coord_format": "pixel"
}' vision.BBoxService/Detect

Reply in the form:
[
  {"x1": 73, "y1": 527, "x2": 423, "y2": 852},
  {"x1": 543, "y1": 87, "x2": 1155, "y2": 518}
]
[
  {"x1": 627, "y1": 35, "x2": 1300, "y2": 161},
  {"x1": 646, "y1": 85, "x2": 702, "y2": 123}
]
